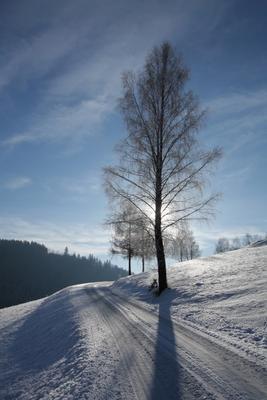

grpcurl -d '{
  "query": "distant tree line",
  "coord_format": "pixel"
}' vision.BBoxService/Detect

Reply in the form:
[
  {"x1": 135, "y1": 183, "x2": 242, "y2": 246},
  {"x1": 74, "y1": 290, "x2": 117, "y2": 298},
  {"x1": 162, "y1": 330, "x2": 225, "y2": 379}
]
[
  {"x1": 0, "y1": 239, "x2": 127, "y2": 308},
  {"x1": 215, "y1": 233, "x2": 267, "y2": 254}
]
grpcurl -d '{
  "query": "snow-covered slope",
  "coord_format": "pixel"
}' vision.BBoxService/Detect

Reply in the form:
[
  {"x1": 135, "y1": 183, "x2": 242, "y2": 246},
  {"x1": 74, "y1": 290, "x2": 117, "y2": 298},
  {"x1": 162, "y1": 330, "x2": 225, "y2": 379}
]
[
  {"x1": 0, "y1": 246, "x2": 266, "y2": 399},
  {"x1": 113, "y1": 245, "x2": 267, "y2": 357}
]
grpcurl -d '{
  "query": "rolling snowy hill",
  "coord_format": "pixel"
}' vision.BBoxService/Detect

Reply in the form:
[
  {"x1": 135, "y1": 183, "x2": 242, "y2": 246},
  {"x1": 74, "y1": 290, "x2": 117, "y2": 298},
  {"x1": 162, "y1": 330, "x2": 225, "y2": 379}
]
[
  {"x1": 113, "y1": 244, "x2": 267, "y2": 355},
  {"x1": 0, "y1": 245, "x2": 266, "y2": 399}
]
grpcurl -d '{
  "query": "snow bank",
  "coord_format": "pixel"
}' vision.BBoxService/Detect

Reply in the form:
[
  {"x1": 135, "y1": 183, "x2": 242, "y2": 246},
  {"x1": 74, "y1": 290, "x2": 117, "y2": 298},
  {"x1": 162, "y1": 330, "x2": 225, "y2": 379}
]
[
  {"x1": 112, "y1": 245, "x2": 267, "y2": 356},
  {"x1": 0, "y1": 283, "x2": 113, "y2": 400}
]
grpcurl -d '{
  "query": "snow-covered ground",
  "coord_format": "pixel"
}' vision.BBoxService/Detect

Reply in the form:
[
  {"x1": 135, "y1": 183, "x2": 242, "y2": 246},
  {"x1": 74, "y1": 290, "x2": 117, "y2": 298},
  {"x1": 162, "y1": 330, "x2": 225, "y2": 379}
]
[
  {"x1": 113, "y1": 244, "x2": 267, "y2": 358},
  {"x1": 0, "y1": 245, "x2": 266, "y2": 399}
]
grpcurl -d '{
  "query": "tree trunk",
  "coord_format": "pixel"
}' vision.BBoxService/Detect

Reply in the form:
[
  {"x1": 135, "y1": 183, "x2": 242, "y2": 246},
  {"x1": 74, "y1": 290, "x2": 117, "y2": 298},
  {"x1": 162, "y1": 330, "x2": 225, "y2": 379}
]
[
  {"x1": 128, "y1": 223, "x2": 132, "y2": 275},
  {"x1": 141, "y1": 228, "x2": 145, "y2": 273},
  {"x1": 155, "y1": 123, "x2": 168, "y2": 293},
  {"x1": 155, "y1": 221, "x2": 167, "y2": 293},
  {"x1": 128, "y1": 249, "x2": 132, "y2": 275},
  {"x1": 155, "y1": 194, "x2": 168, "y2": 293}
]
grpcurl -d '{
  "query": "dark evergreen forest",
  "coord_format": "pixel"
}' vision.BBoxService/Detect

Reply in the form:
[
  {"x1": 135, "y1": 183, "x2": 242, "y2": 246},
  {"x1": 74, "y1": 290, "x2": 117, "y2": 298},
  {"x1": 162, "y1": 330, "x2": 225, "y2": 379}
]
[{"x1": 0, "y1": 239, "x2": 127, "y2": 308}]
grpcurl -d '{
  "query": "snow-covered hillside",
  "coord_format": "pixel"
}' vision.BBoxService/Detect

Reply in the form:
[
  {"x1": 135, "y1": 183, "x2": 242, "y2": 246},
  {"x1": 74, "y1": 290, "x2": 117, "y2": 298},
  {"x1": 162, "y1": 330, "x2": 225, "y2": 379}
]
[
  {"x1": 113, "y1": 244, "x2": 267, "y2": 357},
  {"x1": 0, "y1": 245, "x2": 266, "y2": 399}
]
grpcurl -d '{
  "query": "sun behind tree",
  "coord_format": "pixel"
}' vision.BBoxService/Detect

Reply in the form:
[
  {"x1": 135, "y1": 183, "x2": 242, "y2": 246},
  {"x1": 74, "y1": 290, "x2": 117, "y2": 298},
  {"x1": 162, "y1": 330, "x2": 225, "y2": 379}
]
[{"x1": 104, "y1": 42, "x2": 221, "y2": 293}]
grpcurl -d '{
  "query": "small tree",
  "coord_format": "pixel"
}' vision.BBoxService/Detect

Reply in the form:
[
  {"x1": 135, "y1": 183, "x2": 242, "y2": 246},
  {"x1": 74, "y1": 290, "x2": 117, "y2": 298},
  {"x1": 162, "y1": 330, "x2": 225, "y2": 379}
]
[
  {"x1": 135, "y1": 219, "x2": 155, "y2": 272},
  {"x1": 166, "y1": 221, "x2": 200, "y2": 261},
  {"x1": 108, "y1": 203, "x2": 138, "y2": 275},
  {"x1": 231, "y1": 237, "x2": 241, "y2": 250},
  {"x1": 104, "y1": 42, "x2": 221, "y2": 293},
  {"x1": 243, "y1": 233, "x2": 253, "y2": 246},
  {"x1": 107, "y1": 201, "x2": 154, "y2": 274},
  {"x1": 110, "y1": 227, "x2": 135, "y2": 276},
  {"x1": 215, "y1": 237, "x2": 230, "y2": 253},
  {"x1": 188, "y1": 237, "x2": 201, "y2": 260}
]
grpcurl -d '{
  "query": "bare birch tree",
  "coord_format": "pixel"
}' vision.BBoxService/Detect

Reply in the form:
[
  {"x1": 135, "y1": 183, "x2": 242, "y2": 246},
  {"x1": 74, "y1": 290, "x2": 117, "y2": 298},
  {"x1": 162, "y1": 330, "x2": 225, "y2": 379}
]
[
  {"x1": 110, "y1": 222, "x2": 135, "y2": 276},
  {"x1": 215, "y1": 237, "x2": 230, "y2": 254},
  {"x1": 107, "y1": 202, "x2": 138, "y2": 275},
  {"x1": 107, "y1": 201, "x2": 154, "y2": 275},
  {"x1": 166, "y1": 221, "x2": 201, "y2": 262},
  {"x1": 134, "y1": 219, "x2": 155, "y2": 272},
  {"x1": 104, "y1": 42, "x2": 221, "y2": 293}
]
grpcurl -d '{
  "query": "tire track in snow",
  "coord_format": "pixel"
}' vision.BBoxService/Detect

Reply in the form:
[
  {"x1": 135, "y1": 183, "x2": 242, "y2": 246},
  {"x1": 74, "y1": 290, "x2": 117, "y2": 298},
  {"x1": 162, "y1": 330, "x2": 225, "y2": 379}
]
[
  {"x1": 85, "y1": 288, "x2": 215, "y2": 400},
  {"x1": 86, "y1": 287, "x2": 267, "y2": 400}
]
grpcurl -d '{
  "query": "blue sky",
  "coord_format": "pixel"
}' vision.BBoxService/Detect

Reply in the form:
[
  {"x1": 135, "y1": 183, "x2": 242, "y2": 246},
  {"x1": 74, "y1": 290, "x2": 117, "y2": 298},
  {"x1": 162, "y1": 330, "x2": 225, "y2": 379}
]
[{"x1": 0, "y1": 0, "x2": 266, "y2": 271}]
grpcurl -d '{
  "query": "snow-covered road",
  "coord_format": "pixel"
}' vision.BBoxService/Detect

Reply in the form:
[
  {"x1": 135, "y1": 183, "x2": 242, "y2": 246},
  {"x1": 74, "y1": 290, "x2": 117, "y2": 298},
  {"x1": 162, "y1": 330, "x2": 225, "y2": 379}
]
[
  {"x1": 82, "y1": 286, "x2": 266, "y2": 400},
  {"x1": 1, "y1": 245, "x2": 266, "y2": 399},
  {"x1": 2, "y1": 283, "x2": 265, "y2": 400}
]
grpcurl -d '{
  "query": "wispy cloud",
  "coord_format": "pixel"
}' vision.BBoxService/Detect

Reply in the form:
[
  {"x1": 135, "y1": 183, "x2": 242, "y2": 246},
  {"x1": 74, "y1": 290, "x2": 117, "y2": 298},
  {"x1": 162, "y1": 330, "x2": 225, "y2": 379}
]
[
  {"x1": 2, "y1": 95, "x2": 113, "y2": 146},
  {"x1": 219, "y1": 165, "x2": 251, "y2": 183},
  {"x1": 40, "y1": 172, "x2": 103, "y2": 206},
  {"x1": 203, "y1": 88, "x2": 267, "y2": 158},
  {"x1": 4, "y1": 176, "x2": 32, "y2": 190},
  {"x1": 0, "y1": 216, "x2": 111, "y2": 256},
  {"x1": 61, "y1": 175, "x2": 101, "y2": 195},
  {"x1": 0, "y1": 215, "x2": 265, "y2": 259},
  {"x1": 0, "y1": 0, "x2": 205, "y2": 149},
  {"x1": 0, "y1": 25, "x2": 85, "y2": 91},
  {"x1": 205, "y1": 89, "x2": 267, "y2": 116}
]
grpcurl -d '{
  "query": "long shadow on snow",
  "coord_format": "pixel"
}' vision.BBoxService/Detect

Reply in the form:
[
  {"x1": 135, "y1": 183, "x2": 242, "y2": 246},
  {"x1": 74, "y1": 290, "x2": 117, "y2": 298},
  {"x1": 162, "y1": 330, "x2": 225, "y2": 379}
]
[
  {"x1": 8, "y1": 288, "x2": 86, "y2": 373},
  {"x1": 150, "y1": 289, "x2": 181, "y2": 400},
  {"x1": 102, "y1": 286, "x2": 182, "y2": 399}
]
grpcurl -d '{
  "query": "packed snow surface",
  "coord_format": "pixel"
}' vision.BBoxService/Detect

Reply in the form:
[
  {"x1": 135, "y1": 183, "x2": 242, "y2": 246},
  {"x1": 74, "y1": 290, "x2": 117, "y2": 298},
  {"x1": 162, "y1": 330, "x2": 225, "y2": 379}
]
[{"x1": 0, "y1": 246, "x2": 266, "y2": 399}]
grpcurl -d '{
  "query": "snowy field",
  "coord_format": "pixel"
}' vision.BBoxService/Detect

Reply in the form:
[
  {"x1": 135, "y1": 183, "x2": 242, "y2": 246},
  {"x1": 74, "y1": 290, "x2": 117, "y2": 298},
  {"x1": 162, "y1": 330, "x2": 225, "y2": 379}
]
[
  {"x1": 113, "y1": 244, "x2": 267, "y2": 358},
  {"x1": 0, "y1": 245, "x2": 266, "y2": 399}
]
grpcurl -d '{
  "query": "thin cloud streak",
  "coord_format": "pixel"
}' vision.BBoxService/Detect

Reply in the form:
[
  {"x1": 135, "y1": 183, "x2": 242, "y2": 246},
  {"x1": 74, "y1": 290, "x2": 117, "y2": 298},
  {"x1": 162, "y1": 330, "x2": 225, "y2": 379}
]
[
  {"x1": 2, "y1": 95, "x2": 113, "y2": 146},
  {"x1": 0, "y1": 25, "x2": 87, "y2": 91},
  {"x1": 4, "y1": 176, "x2": 32, "y2": 190},
  {"x1": 203, "y1": 88, "x2": 267, "y2": 157},
  {"x1": 0, "y1": 0, "x2": 199, "y2": 148},
  {"x1": 0, "y1": 216, "x2": 111, "y2": 256},
  {"x1": 205, "y1": 89, "x2": 267, "y2": 116}
]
